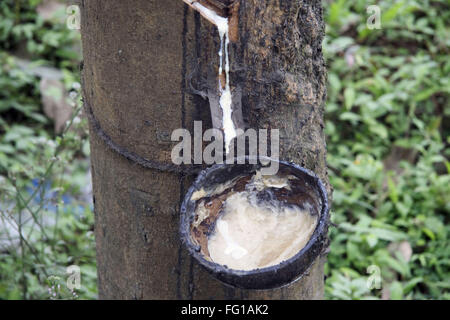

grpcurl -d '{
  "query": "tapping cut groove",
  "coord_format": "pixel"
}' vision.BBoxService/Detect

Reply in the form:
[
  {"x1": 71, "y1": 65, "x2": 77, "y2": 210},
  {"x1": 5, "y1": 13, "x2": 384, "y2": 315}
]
[{"x1": 182, "y1": 0, "x2": 239, "y2": 42}]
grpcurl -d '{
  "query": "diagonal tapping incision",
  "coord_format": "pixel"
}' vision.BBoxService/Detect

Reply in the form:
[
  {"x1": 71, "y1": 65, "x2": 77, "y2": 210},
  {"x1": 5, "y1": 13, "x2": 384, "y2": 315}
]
[
  {"x1": 182, "y1": 0, "x2": 239, "y2": 42},
  {"x1": 182, "y1": 0, "x2": 230, "y2": 20}
]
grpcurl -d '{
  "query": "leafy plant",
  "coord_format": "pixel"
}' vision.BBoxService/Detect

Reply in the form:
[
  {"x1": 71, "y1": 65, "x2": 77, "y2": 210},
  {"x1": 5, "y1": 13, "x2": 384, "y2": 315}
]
[
  {"x1": 323, "y1": 0, "x2": 450, "y2": 300},
  {"x1": 0, "y1": 0, "x2": 94, "y2": 300}
]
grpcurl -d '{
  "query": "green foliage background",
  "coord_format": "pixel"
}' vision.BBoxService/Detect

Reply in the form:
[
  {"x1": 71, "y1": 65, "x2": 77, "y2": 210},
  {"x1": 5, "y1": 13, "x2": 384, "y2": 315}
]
[
  {"x1": 323, "y1": 0, "x2": 449, "y2": 299},
  {"x1": 0, "y1": 0, "x2": 95, "y2": 299},
  {"x1": 0, "y1": 0, "x2": 448, "y2": 299}
]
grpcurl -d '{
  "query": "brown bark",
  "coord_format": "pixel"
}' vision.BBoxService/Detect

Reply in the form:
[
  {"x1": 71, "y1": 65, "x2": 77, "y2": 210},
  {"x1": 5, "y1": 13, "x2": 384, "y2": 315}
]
[{"x1": 81, "y1": 0, "x2": 329, "y2": 299}]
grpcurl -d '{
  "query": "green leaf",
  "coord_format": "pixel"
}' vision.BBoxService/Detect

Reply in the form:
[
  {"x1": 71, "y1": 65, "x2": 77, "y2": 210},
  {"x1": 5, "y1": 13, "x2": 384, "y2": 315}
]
[
  {"x1": 340, "y1": 112, "x2": 361, "y2": 123},
  {"x1": 422, "y1": 228, "x2": 435, "y2": 240},
  {"x1": 387, "y1": 176, "x2": 398, "y2": 203},
  {"x1": 390, "y1": 282, "x2": 404, "y2": 300},
  {"x1": 369, "y1": 123, "x2": 388, "y2": 139},
  {"x1": 344, "y1": 87, "x2": 356, "y2": 110}
]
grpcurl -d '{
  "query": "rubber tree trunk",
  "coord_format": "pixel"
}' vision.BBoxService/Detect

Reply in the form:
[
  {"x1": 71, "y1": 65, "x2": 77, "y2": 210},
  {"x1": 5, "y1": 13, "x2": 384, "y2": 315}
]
[{"x1": 80, "y1": 0, "x2": 329, "y2": 299}]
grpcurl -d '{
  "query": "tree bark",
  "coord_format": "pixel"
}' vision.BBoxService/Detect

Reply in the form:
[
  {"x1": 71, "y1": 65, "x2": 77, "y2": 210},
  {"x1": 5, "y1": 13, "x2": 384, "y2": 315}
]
[{"x1": 81, "y1": 0, "x2": 329, "y2": 299}]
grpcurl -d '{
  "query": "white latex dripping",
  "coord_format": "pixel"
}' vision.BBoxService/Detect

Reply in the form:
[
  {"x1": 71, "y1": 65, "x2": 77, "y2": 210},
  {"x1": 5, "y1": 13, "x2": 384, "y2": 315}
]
[{"x1": 192, "y1": 2, "x2": 237, "y2": 154}]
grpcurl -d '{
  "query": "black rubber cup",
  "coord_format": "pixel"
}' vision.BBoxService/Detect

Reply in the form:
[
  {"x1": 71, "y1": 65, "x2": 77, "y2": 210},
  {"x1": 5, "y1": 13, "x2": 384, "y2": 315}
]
[{"x1": 179, "y1": 157, "x2": 329, "y2": 290}]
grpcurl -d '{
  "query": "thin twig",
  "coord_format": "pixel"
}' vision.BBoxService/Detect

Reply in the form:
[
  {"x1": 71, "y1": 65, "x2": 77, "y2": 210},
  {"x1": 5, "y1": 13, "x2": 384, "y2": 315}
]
[{"x1": 0, "y1": 212, "x2": 49, "y2": 278}]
